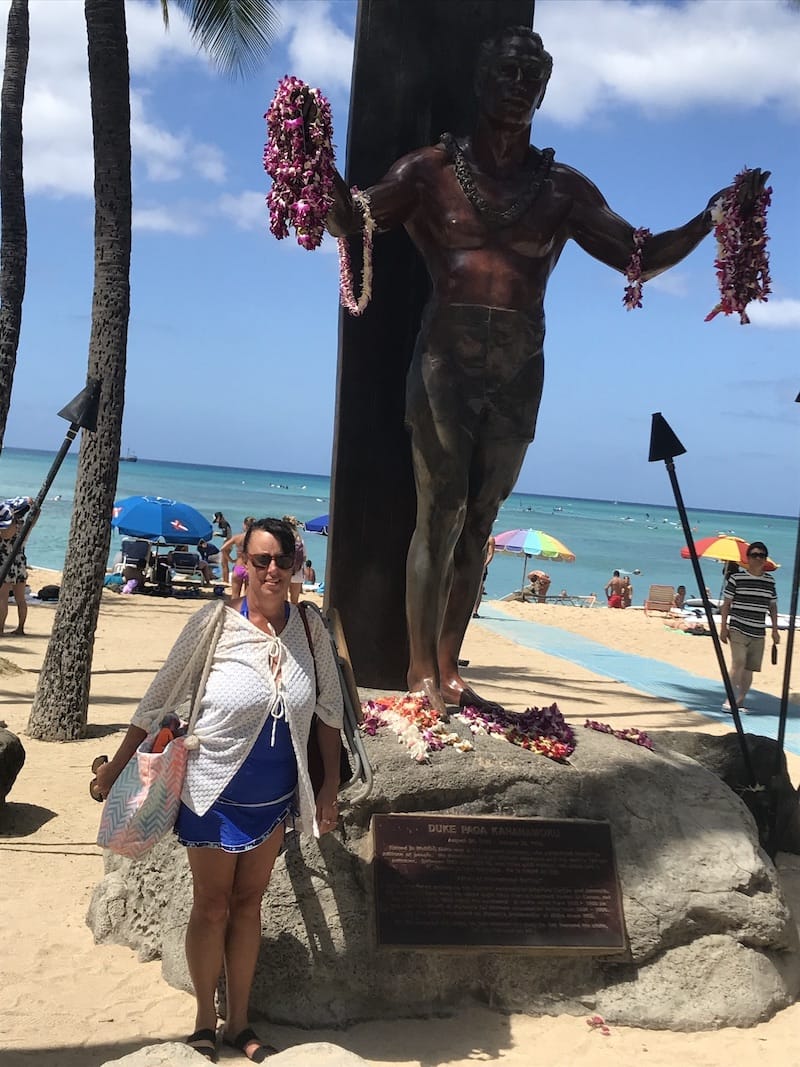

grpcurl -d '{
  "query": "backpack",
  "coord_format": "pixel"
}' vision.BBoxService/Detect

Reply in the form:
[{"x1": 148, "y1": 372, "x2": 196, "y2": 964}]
[{"x1": 37, "y1": 584, "x2": 60, "y2": 601}]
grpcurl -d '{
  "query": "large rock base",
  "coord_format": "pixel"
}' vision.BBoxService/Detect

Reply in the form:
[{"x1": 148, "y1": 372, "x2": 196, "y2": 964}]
[{"x1": 88, "y1": 725, "x2": 800, "y2": 1032}]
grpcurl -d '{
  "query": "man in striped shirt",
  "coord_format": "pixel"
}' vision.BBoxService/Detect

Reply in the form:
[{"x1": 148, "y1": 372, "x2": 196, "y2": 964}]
[{"x1": 719, "y1": 541, "x2": 779, "y2": 712}]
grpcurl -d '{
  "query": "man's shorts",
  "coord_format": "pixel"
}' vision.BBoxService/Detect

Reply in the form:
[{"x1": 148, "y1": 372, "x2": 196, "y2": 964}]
[
  {"x1": 729, "y1": 629, "x2": 765, "y2": 672},
  {"x1": 405, "y1": 302, "x2": 545, "y2": 445}
]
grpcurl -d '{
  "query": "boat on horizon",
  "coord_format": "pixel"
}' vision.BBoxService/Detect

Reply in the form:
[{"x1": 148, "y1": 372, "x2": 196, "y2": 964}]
[{"x1": 120, "y1": 449, "x2": 138, "y2": 463}]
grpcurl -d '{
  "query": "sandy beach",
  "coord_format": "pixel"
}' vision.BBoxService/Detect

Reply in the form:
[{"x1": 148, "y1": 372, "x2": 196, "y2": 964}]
[{"x1": 2, "y1": 571, "x2": 800, "y2": 1066}]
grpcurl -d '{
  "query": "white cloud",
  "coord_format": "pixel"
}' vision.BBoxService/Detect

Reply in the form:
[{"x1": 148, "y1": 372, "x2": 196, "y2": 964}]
[
  {"x1": 276, "y1": 0, "x2": 353, "y2": 93},
  {"x1": 535, "y1": 0, "x2": 800, "y2": 124},
  {"x1": 746, "y1": 298, "x2": 800, "y2": 330},
  {"x1": 218, "y1": 191, "x2": 268, "y2": 231},
  {"x1": 0, "y1": 0, "x2": 226, "y2": 199},
  {"x1": 647, "y1": 271, "x2": 689, "y2": 298},
  {"x1": 133, "y1": 205, "x2": 203, "y2": 236}
]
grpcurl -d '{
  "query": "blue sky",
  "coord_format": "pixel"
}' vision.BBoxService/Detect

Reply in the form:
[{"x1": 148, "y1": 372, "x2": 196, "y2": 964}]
[{"x1": 1, "y1": 0, "x2": 798, "y2": 516}]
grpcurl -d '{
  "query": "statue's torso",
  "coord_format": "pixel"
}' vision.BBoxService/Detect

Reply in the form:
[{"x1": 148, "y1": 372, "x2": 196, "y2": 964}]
[{"x1": 398, "y1": 144, "x2": 575, "y2": 312}]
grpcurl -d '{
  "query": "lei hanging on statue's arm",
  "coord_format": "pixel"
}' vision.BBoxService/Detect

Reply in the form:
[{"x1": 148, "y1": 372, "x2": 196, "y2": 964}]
[
  {"x1": 623, "y1": 167, "x2": 772, "y2": 324},
  {"x1": 263, "y1": 76, "x2": 375, "y2": 316}
]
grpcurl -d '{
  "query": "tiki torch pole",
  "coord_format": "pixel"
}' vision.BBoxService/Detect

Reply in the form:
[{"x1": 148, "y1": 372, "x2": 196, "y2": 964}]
[
  {"x1": 648, "y1": 412, "x2": 757, "y2": 786},
  {"x1": 775, "y1": 391, "x2": 800, "y2": 770},
  {"x1": 0, "y1": 380, "x2": 100, "y2": 588}
]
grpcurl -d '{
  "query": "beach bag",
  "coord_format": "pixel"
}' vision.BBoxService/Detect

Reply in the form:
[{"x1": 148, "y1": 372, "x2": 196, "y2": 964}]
[
  {"x1": 298, "y1": 603, "x2": 352, "y2": 796},
  {"x1": 37, "y1": 584, "x2": 60, "y2": 600},
  {"x1": 96, "y1": 602, "x2": 226, "y2": 859}
]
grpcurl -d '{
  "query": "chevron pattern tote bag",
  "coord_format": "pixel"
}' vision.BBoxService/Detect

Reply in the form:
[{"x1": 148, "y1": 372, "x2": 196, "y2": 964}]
[{"x1": 97, "y1": 602, "x2": 225, "y2": 860}]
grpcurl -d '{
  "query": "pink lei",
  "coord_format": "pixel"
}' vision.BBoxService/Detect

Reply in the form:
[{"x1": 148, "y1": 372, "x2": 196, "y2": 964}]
[
  {"x1": 622, "y1": 227, "x2": 651, "y2": 310},
  {"x1": 705, "y1": 168, "x2": 772, "y2": 325},
  {"x1": 263, "y1": 76, "x2": 375, "y2": 315}
]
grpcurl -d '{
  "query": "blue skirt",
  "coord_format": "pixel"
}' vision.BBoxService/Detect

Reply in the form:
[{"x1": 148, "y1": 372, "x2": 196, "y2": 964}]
[{"x1": 175, "y1": 709, "x2": 298, "y2": 853}]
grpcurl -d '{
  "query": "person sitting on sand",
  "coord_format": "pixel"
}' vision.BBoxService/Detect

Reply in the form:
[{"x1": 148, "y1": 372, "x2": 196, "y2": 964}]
[
  {"x1": 527, "y1": 569, "x2": 550, "y2": 604},
  {"x1": 92, "y1": 517, "x2": 344, "y2": 1064},
  {"x1": 673, "y1": 585, "x2": 687, "y2": 610}
]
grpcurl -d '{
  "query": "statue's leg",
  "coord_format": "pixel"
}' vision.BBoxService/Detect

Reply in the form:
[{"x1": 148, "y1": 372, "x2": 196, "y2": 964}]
[
  {"x1": 405, "y1": 416, "x2": 472, "y2": 708},
  {"x1": 437, "y1": 306, "x2": 545, "y2": 710},
  {"x1": 404, "y1": 305, "x2": 478, "y2": 709},
  {"x1": 438, "y1": 434, "x2": 530, "y2": 709}
]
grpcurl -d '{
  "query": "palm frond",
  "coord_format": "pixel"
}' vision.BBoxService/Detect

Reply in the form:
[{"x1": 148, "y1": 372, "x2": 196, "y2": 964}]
[{"x1": 170, "y1": 0, "x2": 280, "y2": 79}]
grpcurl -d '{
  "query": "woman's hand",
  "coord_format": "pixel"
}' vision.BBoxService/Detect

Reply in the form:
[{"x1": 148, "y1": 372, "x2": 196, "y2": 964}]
[{"x1": 315, "y1": 781, "x2": 339, "y2": 835}]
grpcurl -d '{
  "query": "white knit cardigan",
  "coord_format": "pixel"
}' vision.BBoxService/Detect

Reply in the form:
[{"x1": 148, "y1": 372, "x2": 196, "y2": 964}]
[{"x1": 131, "y1": 600, "x2": 343, "y2": 836}]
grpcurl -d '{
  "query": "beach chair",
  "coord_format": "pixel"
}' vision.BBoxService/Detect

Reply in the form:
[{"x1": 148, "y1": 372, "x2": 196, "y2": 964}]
[
  {"x1": 169, "y1": 551, "x2": 205, "y2": 591},
  {"x1": 114, "y1": 538, "x2": 151, "y2": 575},
  {"x1": 644, "y1": 584, "x2": 675, "y2": 616}
]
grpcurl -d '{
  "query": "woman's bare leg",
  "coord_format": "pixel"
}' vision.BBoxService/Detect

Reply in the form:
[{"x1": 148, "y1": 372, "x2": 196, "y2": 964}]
[
  {"x1": 185, "y1": 847, "x2": 238, "y2": 1037},
  {"x1": 223, "y1": 825, "x2": 285, "y2": 1051},
  {"x1": 12, "y1": 581, "x2": 27, "y2": 633},
  {"x1": 0, "y1": 586, "x2": 9, "y2": 634}
]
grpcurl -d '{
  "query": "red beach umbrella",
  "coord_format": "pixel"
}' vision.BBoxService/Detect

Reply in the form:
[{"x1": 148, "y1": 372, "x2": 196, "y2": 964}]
[{"x1": 680, "y1": 534, "x2": 778, "y2": 572}]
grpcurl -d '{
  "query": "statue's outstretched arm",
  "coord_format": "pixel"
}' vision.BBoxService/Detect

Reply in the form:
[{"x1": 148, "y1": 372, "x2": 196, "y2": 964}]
[{"x1": 565, "y1": 164, "x2": 770, "y2": 281}]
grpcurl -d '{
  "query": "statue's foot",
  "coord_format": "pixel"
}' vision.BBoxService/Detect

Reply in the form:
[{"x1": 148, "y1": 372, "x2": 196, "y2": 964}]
[
  {"x1": 440, "y1": 677, "x2": 506, "y2": 715},
  {"x1": 410, "y1": 676, "x2": 449, "y2": 722}
]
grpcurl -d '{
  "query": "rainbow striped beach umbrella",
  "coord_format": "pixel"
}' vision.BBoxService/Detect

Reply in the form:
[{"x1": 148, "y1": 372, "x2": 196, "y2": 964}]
[{"x1": 494, "y1": 528, "x2": 576, "y2": 595}]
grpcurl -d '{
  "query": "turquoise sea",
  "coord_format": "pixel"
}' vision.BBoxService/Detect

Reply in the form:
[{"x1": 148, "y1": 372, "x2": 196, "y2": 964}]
[{"x1": 0, "y1": 447, "x2": 797, "y2": 607}]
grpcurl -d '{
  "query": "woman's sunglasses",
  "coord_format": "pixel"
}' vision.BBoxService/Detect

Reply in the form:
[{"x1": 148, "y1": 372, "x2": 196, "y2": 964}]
[{"x1": 248, "y1": 552, "x2": 294, "y2": 571}]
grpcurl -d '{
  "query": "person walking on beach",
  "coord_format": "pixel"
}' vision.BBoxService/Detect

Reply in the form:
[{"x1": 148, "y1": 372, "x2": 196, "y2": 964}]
[
  {"x1": 282, "y1": 516, "x2": 305, "y2": 606},
  {"x1": 472, "y1": 534, "x2": 495, "y2": 618},
  {"x1": 621, "y1": 576, "x2": 633, "y2": 609},
  {"x1": 221, "y1": 517, "x2": 255, "y2": 595},
  {"x1": 719, "y1": 541, "x2": 779, "y2": 713},
  {"x1": 605, "y1": 571, "x2": 624, "y2": 609},
  {"x1": 92, "y1": 517, "x2": 344, "y2": 1062},
  {"x1": 213, "y1": 512, "x2": 232, "y2": 543},
  {"x1": 324, "y1": 26, "x2": 762, "y2": 714},
  {"x1": 0, "y1": 496, "x2": 34, "y2": 636}
]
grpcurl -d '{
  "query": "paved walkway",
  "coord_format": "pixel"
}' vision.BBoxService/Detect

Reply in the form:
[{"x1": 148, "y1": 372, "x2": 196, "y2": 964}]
[{"x1": 478, "y1": 604, "x2": 800, "y2": 756}]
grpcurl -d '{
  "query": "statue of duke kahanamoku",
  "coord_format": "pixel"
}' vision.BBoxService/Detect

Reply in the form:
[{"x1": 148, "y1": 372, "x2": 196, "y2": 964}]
[{"x1": 326, "y1": 27, "x2": 767, "y2": 714}]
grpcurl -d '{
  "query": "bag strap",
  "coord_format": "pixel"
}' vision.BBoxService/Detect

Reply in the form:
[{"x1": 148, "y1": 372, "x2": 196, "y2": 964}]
[
  {"x1": 298, "y1": 602, "x2": 320, "y2": 697},
  {"x1": 185, "y1": 601, "x2": 226, "y2": 735}
]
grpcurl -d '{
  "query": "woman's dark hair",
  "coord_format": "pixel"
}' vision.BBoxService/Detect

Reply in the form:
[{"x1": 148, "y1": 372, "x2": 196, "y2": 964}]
[{"x1": 243, "y1": 517, "x2": 296, "y2": 557}]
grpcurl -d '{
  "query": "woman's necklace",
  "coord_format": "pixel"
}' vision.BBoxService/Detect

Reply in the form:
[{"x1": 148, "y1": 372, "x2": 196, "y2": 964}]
[{"x1": 441, "y1": 132, "x2": 554, "y2": 228}]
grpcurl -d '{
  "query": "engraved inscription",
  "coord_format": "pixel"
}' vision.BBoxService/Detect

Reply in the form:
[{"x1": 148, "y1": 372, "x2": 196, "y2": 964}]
[{"x1": 373, "y1": 814, "x2": 626, "y2": 952}]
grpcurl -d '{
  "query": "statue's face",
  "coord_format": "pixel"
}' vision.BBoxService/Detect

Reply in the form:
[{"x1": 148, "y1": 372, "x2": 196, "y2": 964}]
[{"x1": 478, "y1": 36, "x2": 550, "y2": 125}]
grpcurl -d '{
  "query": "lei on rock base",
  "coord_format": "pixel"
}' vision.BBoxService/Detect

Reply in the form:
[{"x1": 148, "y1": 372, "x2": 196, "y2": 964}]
[
  {"x1": 263, "y1": 76, "x2": 374, "y2": 314},
  {"x1": 584, "y1": 719, "x2": 653, "y2": 750},
  {"x1": 361, "y1": 693, "x2": 576, "y2": 763}
]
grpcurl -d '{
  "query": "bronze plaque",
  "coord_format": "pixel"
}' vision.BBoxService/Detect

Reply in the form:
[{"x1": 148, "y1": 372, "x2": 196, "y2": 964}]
[{"x1": 372, "y1": 814, "x2": 626, "y2": 952}]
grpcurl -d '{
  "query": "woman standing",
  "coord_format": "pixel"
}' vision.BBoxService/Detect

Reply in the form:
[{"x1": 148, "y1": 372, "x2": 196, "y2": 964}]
[
  {"x1": 0, "y1": 496, "x2": 33, "y2": 635},
  {"x1": 93, "y1": 517, "x2": 343, "y2": 1062}
]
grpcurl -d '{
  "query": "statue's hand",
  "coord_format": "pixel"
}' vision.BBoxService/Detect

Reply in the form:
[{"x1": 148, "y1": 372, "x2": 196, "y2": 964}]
[
  {"x1": 706, "y1": 168, "x2": 771, "y2": 220},
  {"x1": 735, "y1": 167, "x2": 770, "y2": 217},
  {"x1": 300, "y1": 87, "x2": 320, "y2": 127}
]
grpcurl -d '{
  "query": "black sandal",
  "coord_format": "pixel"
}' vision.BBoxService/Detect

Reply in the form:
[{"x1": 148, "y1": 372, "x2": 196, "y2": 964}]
[
  {"x1": 223, "y1": 1027, "x2": 278, "y2": 1063},
  {"x1": 186, "y1": 1027, "x2": 218, "y2": 1062}
]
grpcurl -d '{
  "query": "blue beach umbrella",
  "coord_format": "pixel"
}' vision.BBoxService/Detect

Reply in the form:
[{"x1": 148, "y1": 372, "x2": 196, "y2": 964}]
[
  {"x1": 111, "y1": 495, "x2": 212, "y2": 545},
  {"x1": 305, "y1": 513, "x2": 330, "y2": 535}
]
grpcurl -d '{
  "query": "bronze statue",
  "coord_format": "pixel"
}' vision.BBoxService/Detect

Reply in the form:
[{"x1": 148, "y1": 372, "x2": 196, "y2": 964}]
[{"x1": 326, "y1": 26, "x2": 767, "y2": 713}]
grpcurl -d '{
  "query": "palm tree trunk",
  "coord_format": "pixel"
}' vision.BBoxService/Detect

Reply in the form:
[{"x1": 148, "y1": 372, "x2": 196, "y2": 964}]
[
  {"x1": 0, "y1": 0, "x2": 29, "y2": 451},
  {"x1": 28, "y1": 0, "x2": 131, "y2": 741}
]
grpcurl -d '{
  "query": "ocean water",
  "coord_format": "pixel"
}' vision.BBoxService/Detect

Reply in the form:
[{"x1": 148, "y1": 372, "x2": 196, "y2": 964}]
[{"x1": 1, "y1": 447, "x2": 797, "y2": 608}]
